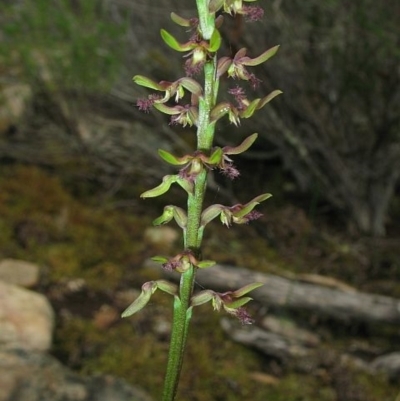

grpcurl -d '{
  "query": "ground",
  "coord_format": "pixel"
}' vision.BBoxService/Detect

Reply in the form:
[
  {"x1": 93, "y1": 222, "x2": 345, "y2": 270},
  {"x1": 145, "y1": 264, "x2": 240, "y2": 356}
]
[{"x1": 0, "y1": 163, "x2": 399, "y2": 401}]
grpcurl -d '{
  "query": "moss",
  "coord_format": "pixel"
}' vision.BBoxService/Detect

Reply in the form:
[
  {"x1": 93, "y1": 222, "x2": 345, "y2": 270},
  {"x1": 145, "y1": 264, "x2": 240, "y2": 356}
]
[
  {"x1": 0, "y1": 165, "x2": 149, "y2": 289},
  {"x1": 2, "y1": 164, "x2": 399, "y2": 401}
]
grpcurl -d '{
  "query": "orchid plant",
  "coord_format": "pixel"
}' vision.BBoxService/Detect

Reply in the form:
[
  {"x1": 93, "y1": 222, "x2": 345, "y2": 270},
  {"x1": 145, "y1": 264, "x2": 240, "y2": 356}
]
[{"x1": 121, "y1": 0, "x2": 281, "y2": 399}]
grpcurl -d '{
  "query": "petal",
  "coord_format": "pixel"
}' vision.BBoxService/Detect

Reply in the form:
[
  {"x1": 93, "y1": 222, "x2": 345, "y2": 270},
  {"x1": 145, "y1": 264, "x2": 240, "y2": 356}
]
[
  {"x1": 179, "y1": 78, "x2": 203, "y2": 97},
  {"x1": 153, "y1": 103, "x2": 183, "y2": 115},
  {"x1": 133, "y1": 75, "x2": 164, "y2": 90},
  {"x1": 224, "y1": 296, "x2": 253, "y2": 309},
  {"x1": 140, "y1": 175, "x2": 178, "y2": 198},
  {"x1": 208, "y1": 28, "x2": 222, "y2": 52},
  {"x1": 242, "y1": 45, "x2": 280, "y2": 66},
  {"x1": 256, "y1": 90, "x2": 283, "y2": 109},
  {"x1": 121, "y1": 281, "x2": 158, "y2": 317},
  {"x1": 231, "y1": 282, "x2": 264, "y2": 297},
  {"x1": 210, "y1": 102, "x2": 232, "y2": 123},
  {"x1": 172, "y1": 206, "x2": 187, "y2": 229},
  {"x1": 223, "y1": 133, "x2": 258, "y2": 155},
  {"x1": 151, "y1": 255, "x2": 169, "y2": 263},
  {"x1": 197, "y1": 260, "x2": 216, "y2": 269},
  {"x1": 158, "y1": 149, "x2": 191, "y2": 165},
  {"x1": 209, "y1": 0, "x2": 224, "y2": 13},
  {"x1": 170, "y1": 12, "x2": 192, "y2": 27},
  {"x1": 152, "y1": 205, "x2": 175, "y2": 226},
  {"x1": 217, "y1": 57, "x2": 232, "y2": 78},
  {"x1": 208, "y1": 147, "x2": 224, "y2": 165},
  {"x1": 156, "y1": 280, "x2": 178, "y2": 296},
  {"x1": 233, "y1": 193, "x2": 272, "y2": 219},
  {"x1": 239, "y1": 98, "x2": 261, "y2": 119},
  {"x1": 201, "y1": 204, "x2": 224, "y2": 227},
  {"x1": 160, "y1": 29, "x2": 195, "y2": 52},
  {"x1": 191, "y1": 290, "x2": 215, "y2": 307}
]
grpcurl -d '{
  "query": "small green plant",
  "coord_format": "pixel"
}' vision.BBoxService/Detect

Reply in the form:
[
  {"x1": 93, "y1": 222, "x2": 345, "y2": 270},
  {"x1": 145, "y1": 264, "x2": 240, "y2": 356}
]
[
  {"x1": 121, "y1": 1, "x2": 281, "y2": 400},
  {"x1": 1, "y1": 0, "x2": 125, "y2": 91}
]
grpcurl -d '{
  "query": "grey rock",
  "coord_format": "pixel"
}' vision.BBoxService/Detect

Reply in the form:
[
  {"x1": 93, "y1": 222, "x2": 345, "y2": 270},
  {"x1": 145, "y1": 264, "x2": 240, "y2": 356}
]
[
  {"x1": 371, "y1": 352, "x2": 400, "y2": 379},
  {"x1": 0, "y1": 259, "x2": 40, "y2": 288},
  {"x1": 0, "y1": 84, "x2": 32, "y2": 134},
  {"x1": 0, "y1": 281, "x2": 54, "y2": 351},
  {"x1": 0, "y1": 349, "x2": 153, "y2": 401}
]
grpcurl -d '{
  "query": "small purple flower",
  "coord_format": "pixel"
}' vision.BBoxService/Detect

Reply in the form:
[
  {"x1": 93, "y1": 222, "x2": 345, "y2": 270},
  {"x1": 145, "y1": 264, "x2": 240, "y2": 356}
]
[
  {"x1": 169, "y1": 104, "x2": 194, "y2": 126},
  {"x1": 184, "y1": 56, "x2": 205, "y2": 77},
  {"x1": 137, "y1": 94, "x2": 161, "y2": 112},
  {"x1": 228, "y1": 86, "x2": 247, "y2": 109},
  {"x1": 243, "y1": 5, "x2": 264, "y2": 22},
  {"x1": 229, "y1": 306, "x2": 254, "y2": 325},
  {"x1": 158, "y1": 250, "x2": 215, "y2": 274},
  {"x1": 249, "y1": 74, "x2": 262, "y2": 90},
  {"x1": 217, "y1": 46, "x2": 279, "y2": 89},
  {"x1": 178, "y1": 164, "x2": 198, "y2": 184},
  {"x1": 221, "y1": 163, "x2": 240, "y2": 180},
  {"x1": 162, "y1": 259, "x2": 182, "y2": 272},
  {"x1": 243, "y1": 210, "x2": 263, "y2": 223}
]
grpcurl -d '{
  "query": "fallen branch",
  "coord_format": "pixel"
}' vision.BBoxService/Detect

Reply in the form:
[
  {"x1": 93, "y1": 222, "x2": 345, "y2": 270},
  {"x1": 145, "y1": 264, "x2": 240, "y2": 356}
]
[{"x1": 148, "y1": 261, "x2": 400, "y2": 325}]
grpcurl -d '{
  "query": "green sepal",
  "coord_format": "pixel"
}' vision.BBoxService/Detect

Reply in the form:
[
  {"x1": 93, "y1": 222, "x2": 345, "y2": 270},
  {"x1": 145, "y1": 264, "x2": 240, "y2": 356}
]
[
  {"x1": 153, "y1": 205, "x2": 187, "y2": 228},
  {"x1": 133, "y1": 75, "x2": 163, "y2": 90},
  {"x1": 140, "y1": 175, "x2": 177, "y2": 198},
  {"x1": 208, "y1": 29, "x2": 221, "y2": 52},
  {"x1": 240, "y1": 98, "x2": 260, "y2": 119},
  {"x1": 151, "y1": 255, "x2": 169, "y2": 263},
  {"x1": 224, "y1": 133, "x2": 258, "y2": 155},
  {"x1": 176, "y1": 177, "x2": 194, "y2": 195},
  {"x1": 217, "y1": 56, "x2": 232, "y2": 78},
  {"x1": 121, "y1": 281, "x2": 158, "y2": 318},
  {"x1": 156, "y1": 279, "x2": 178, "y2": 296},
  {"x1": 174, "y1": 295, "x2": 182, "y2": 311},
  {"x1": 201, "y1": 204, "x2": 224, "y2": 227},
  {"x1": 153, "y1": 103, "x2": 182, "y2": 115},
  {"x1": 153, "y1": 205, "x2": 174, "y2": 226},
  {"x1": 232, "y1": 282, "x2": 264, "y2": 297},
  {"x1": 172, "y1": 206, "x2": 187, "y2": 229},
  {"x1": 210, "y1": 102, "x2": 231, "y2": 123},
  {"x1": 257, "y1": 90, "x2": 283, "y2": 109},
  {"x1": 208, "y1": 147, "x2": 223, "y2": 165},
  {"x1": 158, "y1": 149, "x2": 190, "y2": 165},
  {"x1": 224, "y1": 296, "x2": 253, "y2": 309},
  {"x1": 220, "y1": 209, "x2": 232, "y2": 226},
  {"x1": 186, "y1": 305, "x2": 193, "y2": 321},
  {"x1": 160, "y1": 29, "x2": 193, "y2": 52},
  {"x1": 234, "y1": 193, "x2": 272, "y2": 218},
  {"x1": 252, "y1": 193, "x2": 273, "y2": 203},
  {"x1": 209, "y1": 0, "x2": 224, "y2": 13},
  {"x1": 243, "y1": 45, "x2": 280, "y2": 66},
  {"x1": 179, "y1": 78, "x2": 203, "y2": 97},
  {"x1": 191, "y1": 290, "x2": 214, "y2": 307},
  {"x1": 197, "y1": 260, "x2": 216, "y2": 269},
  {"x1": 170, "y1": 12, "x2": 191, "y2": 27}
]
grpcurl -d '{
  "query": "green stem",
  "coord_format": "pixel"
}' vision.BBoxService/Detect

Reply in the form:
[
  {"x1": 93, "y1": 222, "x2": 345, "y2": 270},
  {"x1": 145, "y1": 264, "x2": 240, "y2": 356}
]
[{"x1": 161, "y1": 3, "x2": 219, "y2": 398}]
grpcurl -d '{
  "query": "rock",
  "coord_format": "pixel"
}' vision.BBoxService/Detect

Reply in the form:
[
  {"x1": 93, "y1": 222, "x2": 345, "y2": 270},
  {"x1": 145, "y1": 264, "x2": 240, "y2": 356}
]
[
  {"x1": 93, "y1": 304, "x2": 119, "y2": 330},
  {"x1": 143, "y1": 226, "x2": 179, "y2": 250},
  {"x1": 371, "y1": 352, "x2": 400, "y2": 379},
  {"x1": 248, "y1": 371, "x2": 280, "y2": 386},
  {"x1": 260, "y1": 315, "x2": 320, "y2": 347},
  {"x1": 221, "y1": 318, "x2": 312, "y2": 361},
  {"x1": 0, "y1": 259, "x2": 40, "y2": 287},
  {"x1": 0, "y1": 83, "x2": 32, "y2": 134},
  {"x1": 0, "y1": 348, "x2": 153, "y2": 401},
  {"x1": 0, "y1": 281, "x2": 54, "y2": 351}
]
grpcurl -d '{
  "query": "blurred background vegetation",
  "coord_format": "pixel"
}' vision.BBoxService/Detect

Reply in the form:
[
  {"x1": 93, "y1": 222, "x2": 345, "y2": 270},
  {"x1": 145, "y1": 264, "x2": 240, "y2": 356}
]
[{"x1": 0, "y1": 0, "x2": 399, "y2": 400}]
